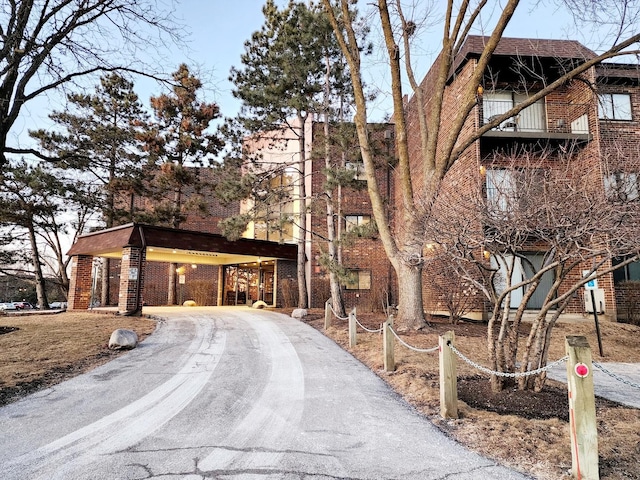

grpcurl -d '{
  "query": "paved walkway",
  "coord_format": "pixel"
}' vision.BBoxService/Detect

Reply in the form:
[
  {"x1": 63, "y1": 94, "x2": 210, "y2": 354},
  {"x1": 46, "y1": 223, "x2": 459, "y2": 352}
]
[
  {"x1": 547, "y1": 362, "x2": 640, "y2": 409},
  {"x1": 0, "y1": 307, "x2": 532, "y2": 479}
]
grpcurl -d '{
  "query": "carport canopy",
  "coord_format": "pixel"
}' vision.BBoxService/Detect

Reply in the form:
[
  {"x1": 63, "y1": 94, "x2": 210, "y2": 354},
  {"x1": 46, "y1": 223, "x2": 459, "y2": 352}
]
[{"x1": 67, "y1": 223, "x2": 298, "y2": 265}]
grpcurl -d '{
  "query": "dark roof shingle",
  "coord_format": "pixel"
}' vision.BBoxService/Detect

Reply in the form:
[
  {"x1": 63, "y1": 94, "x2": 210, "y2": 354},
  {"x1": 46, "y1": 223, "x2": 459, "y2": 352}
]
[{"x1": 459, "y1": 35, "x2": 596, "y2": 60}]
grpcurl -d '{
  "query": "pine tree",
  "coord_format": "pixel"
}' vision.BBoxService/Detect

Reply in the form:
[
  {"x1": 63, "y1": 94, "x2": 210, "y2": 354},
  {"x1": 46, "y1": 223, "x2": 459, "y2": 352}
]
[
  {"x1": 140, "y1": 64, "x2": 223, "y2": 304},
  {"x1": 229, "y1": 0, "x2": 343, "y2": 309},
  {"x1": 0, "y1": 161, "x2": 83, "y2": 309},
  {"x1": 30, "y1": 73, "x2": 150, "y2": 305}
]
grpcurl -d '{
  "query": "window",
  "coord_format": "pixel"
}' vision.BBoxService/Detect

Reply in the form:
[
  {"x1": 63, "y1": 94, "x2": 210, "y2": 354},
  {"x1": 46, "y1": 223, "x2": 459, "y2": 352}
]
[
  {"x1": 343, "y1": 270, "x2": 371, "y2": 290},
  {"x1": 604, "y1": 172, "x2": 639, "y2": 201},
  {"x1": 598, "y1": 93, "x2": 632, "y2": 120},
  {"x1": 485, "y1": 169, "x2": 517, "y2": 212},
  {"x1": 345, "y1": 161, "x2": 367, "y2": 181},
  {"x1": 613, "y1": 257, "x2": 640, "y2": 284},
  {"x1": 345, "y1": 214, "x2": 371, "y2": 231},
  {"x1": 485, "y1": 168, "x2": 548, "y2": 213}
]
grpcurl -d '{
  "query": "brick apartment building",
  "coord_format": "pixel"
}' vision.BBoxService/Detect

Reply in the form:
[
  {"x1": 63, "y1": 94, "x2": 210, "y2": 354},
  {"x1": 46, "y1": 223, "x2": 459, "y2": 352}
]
[
  {"x1": 67, "y1": 121, "x2": 396, "y2": 312},
  {"x1": 405, "y1": 36, "x2": 640, "y2": 321},
  {"x1": 240, "y1": 118, "x2": 396, "y2": 310},
  {"x1": 67, "y1": 35, "x2": 639, "y2": 319}
]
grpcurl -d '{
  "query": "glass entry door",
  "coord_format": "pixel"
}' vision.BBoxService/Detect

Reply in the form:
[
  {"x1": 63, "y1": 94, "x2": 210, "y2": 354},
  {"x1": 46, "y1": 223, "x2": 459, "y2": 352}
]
[{"x1": 223, "y1": 263, "x2": 275, "y2": 306}]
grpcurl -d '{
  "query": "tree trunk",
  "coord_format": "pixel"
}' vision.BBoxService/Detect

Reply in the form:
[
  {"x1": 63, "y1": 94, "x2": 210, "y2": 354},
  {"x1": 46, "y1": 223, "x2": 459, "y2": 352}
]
[
  {"x1": 26, "y1": 221, "x2": 49, "y2": 309},
  {"x1": 296, "y1": 115, "x2": 309, "y2": 309},
  {"x1": 100, "y1": 258, "x2": 110, "y2": 306},
  {"x1": 322, "y1": 85, "x2": 346, "y2": 317},
  {"x1": 396, "y1": 261, "x2": 426, "y2": 329},
  {"x1": 168, "y1": 262, "x2": 177, "y2": 305}
]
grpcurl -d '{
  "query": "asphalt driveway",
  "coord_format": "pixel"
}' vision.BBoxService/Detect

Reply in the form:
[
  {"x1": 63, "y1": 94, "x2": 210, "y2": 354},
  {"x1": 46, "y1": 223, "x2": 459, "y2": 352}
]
[{"x1": 0, "y1": 307, "x2": 531, "y2": 479}]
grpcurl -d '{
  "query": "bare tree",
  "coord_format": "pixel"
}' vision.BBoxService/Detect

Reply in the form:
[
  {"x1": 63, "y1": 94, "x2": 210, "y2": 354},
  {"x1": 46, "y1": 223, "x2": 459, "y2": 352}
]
[
  {"x1": 320, "y1": 0, "x2": 640, "y2": 329},
  {"x1": 0, "y1": 0, "x2": 181, "y2": 166},
  {"x1": 427, "y1": 147, "x2": 640, "y2": 391}
]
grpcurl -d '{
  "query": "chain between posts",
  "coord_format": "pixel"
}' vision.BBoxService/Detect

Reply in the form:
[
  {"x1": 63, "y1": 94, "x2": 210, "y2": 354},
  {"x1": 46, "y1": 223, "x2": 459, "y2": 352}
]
[
  {"x1": 354, "y1": 317, "x2": 383, "y2": 333},
  {"x1": 327, "y1": 301, "x2": 383, "y2": 332},
  {"x1": 327, "y1": 302, "x2": 349, "y2": 321},
  {"x1": 447, "y1": 341, "x2": 569, "y2": 378},
  {"x1": 593, "y1": 362, "x2": 640, "y2": 390},
  {"x1": 387, "y1": 325, "x2": 439, "y2": 353}
]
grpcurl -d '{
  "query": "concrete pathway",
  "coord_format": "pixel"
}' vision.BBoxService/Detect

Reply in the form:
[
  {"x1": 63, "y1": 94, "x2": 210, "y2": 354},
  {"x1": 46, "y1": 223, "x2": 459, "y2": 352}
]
[
  {"x1": 0, "y1": 307, "x2": 531, "y2": 480},
  {"x1": 547, "y1": 362, "x2": 640, "y2": 409}
]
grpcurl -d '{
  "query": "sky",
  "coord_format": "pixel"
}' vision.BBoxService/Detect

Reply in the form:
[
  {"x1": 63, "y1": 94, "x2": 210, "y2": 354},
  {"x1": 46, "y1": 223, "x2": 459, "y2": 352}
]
[{"x1": 8, "y1": 0, "x2": 622, "y2": 150}]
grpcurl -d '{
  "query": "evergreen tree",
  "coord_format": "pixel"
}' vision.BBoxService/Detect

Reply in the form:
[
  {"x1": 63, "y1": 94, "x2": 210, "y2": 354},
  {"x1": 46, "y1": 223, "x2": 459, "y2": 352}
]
[
  {"x1": 30, "y1": 73, "x2": 150, "y2": 305},
  {"x1": 30, "y1": 73, "x2": 149, "y2": 227},
  {"x1": 140, "y1": 64, "x2": 223, "y2": 304},
  {"x1": 229, "y1": 0, "x2": 343, "y2": 309},
  {"x1": 0, "y1": 161, "x2": 88, "y2": 309}
]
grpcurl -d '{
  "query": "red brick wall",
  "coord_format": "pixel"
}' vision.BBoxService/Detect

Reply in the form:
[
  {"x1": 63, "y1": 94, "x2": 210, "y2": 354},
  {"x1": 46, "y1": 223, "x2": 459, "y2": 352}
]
[
  {"x1": 308, "y1": 122, "x2": 395, "y2": 310},
  {"x1": 67, "y1": 255, "x2": 94, "y2": 310},
  {"x1": 402, "y1": 49, "x2": 634, "y2": 319},
  {"x1": 117, "y1": 246, "x2": 146, "y2": 313},
  {"x1": 112, "y1": 261, "x2": 220, "y2": 307}
]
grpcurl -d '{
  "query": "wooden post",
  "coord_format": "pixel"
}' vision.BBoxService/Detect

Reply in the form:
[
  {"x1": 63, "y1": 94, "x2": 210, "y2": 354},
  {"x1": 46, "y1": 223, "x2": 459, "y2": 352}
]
[
  {"x1": 383, "y1": 317, "x2": 395, "y2": 372},
  {"x1": 324, "y1": 300, "x2": 331, "y2": 330},
  {"x1": 439, "y1": 331, "x2": 458, "y2": 419},
  {"x1": 348, "y1": 309, "x2": 357, "y2": 347},
  {"x1": 566, "y1": 335, "x2": 599, "y2": 480}
]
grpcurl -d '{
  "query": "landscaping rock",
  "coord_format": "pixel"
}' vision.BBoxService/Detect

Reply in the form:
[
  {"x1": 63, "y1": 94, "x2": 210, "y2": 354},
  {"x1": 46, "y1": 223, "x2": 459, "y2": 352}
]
[
  {"x1": 108, "y1": 329, "x2": 138, "y2": 350},
  {"x1": 252, "y1": 301, "x2": 267, "y2": 309},
  {"x1": 291, "y1": 308, "x2": 307, "y2": 319},
  {"x1": 183, "y1": 300, "x2": 197, "y2": 307}
]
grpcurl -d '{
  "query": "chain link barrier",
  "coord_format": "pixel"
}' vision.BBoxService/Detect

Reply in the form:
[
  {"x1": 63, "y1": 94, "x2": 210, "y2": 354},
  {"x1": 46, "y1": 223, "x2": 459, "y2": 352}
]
[
  {"x1": 447, "y1": 341, "x2": 569, "y2": 378},
  {"x1": 388, "y1": 325, "x2": 439, "y2": 353},
  {"x1": 593, "y1": 362, "x2": 640, "y2": 390}
]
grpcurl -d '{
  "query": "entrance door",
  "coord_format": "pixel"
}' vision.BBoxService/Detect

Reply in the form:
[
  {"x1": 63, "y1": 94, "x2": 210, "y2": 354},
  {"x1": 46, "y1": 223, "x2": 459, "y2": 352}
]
[
  {"x1": 223, "y1": 264, "x2": 275, "y2": 306},
  {"x1": 522, "y1": 253, "x2": 555, "y2": 309}
]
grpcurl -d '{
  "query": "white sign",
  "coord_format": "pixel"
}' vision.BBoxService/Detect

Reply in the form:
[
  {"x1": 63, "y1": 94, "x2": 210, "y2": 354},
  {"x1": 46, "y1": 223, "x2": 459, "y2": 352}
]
[
  {"x1": 179, "y1": 274, "x2": 186, "y2": 285},
  {"x1": 129, "y1": 267, "x2": 138, "y2": 280},
  {"x1": 582, "y1": 270, "x2": 598, "y2": 290}
]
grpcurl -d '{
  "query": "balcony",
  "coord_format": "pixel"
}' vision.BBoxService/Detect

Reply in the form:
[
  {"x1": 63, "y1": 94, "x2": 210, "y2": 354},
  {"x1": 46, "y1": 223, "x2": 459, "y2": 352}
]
[{"x1": 480, "y1": 97, "x2": 592, "y2": 142}]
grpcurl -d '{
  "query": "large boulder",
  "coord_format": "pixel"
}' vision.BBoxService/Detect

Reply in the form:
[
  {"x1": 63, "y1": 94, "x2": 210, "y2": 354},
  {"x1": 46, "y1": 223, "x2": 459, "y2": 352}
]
[
  {"x1": 108, "y1": 329, "x2": 138, "y2": 350},
  {"x1": 183, "y1": 300, "x2": 197, "y2": 307},
  {"x1": 291, "y1": 308, "x2": 308, "y2": 319}
]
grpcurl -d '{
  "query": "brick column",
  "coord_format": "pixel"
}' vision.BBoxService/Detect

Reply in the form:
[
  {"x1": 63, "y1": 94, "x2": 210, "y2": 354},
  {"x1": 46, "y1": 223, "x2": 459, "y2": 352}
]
[
  {"x1": 117, "y1": 246, "x2": 146, "y2": 315},
  {"x1": 67, "y1": 255, "x2": 94, "y2": 310}
]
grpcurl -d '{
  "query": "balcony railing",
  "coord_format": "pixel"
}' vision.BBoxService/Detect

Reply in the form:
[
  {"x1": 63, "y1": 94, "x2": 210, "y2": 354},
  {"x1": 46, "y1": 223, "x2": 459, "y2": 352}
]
[{"x1": 481, "y1": 98, "x2": 591, "y2": 137}]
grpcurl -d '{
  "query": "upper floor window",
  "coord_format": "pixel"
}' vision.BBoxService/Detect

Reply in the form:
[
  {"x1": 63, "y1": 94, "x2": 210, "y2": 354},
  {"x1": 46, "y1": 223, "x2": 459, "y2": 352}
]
[
  {"x1": 345, "y1": 161, "x2": 367, "y2": 181},
  {"x1": 598, "y1": 93, "x2": 632, "y2": 120},
  {"x1": 343, "y1": 269, "x2": 371, "y2": 290},
  {"x1": 485, "y1": 169, "x2": 516, "y2": 212},
  {"x1": 485, "y1": 168, "x2": 547, "y2": 214},
  {"x1": 604, "y1": 172, "x2": 639, "y2": 201},
  {"x1": 345, "y1": 214, "x2": 371, "y2": 231}
]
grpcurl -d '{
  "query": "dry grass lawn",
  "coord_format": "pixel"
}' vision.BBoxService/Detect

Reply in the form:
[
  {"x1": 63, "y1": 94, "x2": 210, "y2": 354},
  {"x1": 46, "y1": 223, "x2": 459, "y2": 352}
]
[
  {"x1": 0, "y1": 311, "x2": 156, "y2": 405},
  {"x1": 0, "y1": 308, "x2": 638, "y2": 480}
]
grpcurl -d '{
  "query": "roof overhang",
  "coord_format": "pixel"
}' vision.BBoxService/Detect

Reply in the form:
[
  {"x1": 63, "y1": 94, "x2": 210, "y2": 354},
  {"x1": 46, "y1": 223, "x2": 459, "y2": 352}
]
[{"x1": 67, "y1": 223, "x2": 298, "y2": 265}]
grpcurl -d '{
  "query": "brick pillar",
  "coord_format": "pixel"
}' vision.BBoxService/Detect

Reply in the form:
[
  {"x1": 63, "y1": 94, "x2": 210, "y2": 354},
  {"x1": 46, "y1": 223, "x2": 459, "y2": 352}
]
[
  {"x1": 118, "y1": 246, "x2": 146, "y2": 315},
  {"x1": 67, "y1": 255, "x2": 94, "y2": 310}
]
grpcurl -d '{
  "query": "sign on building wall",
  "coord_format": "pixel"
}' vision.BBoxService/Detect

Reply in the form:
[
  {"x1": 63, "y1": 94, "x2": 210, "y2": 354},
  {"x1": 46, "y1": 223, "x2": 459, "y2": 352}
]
[
  {"x1": 582, "y1": 270, "x2": 598, "y2": 290},
  {"x1": 129, "y1": 267, "x2": 139, "y2": 281}
]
